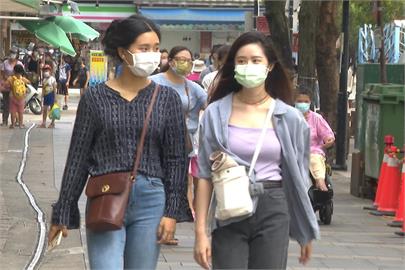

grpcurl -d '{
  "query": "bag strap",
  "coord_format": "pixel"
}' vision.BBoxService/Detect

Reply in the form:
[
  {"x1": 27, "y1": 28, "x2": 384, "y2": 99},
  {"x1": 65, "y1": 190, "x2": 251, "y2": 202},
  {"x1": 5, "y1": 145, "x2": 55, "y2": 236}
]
[
  {"x1": 248, "y1": 98, "x2": 276, "y2": 177},
  {"x1": 184, "y1": 80, "x2": 191, "y2": 118},
  {"x1": 130, "y1": 84, "x2": 160, "y2": 181}
]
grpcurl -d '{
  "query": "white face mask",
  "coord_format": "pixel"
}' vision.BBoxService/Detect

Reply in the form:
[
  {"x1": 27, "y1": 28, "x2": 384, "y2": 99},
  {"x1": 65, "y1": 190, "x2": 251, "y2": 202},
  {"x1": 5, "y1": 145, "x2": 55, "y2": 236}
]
[
  {"x1": 43, "y1": 72, "x2": 50, "y2": 78},
  {"x1": 125, "y1": 51, "x2": 161, "y2": 77}
]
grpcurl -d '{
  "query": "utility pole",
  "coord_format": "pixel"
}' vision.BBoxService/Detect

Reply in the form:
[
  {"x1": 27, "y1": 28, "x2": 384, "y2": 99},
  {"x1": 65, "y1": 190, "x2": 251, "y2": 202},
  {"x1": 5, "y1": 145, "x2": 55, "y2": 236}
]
[
  {"x1": 253, "y1": 0, "x2": 259, "y2": 30},
  {"x1": 334, "y1": 0, "x2": 350, "y2": 170},
  {"x1": 376, "y1": 0, "x2": 387, "y2": 83},
  {"x1": 288, "y1": 0, "x2": 294, "y2": 48}
]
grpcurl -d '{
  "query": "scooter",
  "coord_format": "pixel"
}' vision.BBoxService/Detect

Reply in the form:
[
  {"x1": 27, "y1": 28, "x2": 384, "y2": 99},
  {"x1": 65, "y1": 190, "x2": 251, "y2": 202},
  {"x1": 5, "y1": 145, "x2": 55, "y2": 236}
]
[
  {"x1": 0, "y1": 85, "x2": 41, "y2": 115},
  {"x1": 308, "y1": 165, "x2": 334, "y2": 225},
  {"x1": 25, "y1": 84, "x2": 42, "y2": 115}
]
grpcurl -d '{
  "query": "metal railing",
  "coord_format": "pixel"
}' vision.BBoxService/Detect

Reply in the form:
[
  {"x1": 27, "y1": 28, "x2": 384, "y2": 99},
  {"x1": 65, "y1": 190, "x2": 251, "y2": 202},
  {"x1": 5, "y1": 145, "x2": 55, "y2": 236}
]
[{"x1": 358, "y1": 20, "x2": 405, "y2": 64}]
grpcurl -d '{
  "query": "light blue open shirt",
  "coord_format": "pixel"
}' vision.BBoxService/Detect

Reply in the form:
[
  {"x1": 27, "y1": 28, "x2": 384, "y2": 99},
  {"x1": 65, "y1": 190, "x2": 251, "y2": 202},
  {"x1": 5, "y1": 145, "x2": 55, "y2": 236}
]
[
  {"x1": 149, "y1": 73, "x2": 207, "y2": 135},
  {"x1": 198, "y1": 93, "x2": 320, "y2": 246},
  {"x1": 150, "y1": 73, "x2": 207, "y2": 156}
]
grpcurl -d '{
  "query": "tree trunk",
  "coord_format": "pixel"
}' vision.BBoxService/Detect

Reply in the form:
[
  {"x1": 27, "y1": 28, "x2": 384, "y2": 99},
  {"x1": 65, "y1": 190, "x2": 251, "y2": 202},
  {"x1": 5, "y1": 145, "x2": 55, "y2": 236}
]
[
  {"x1": 298, "y1": 0, "x2": 320, "y2": 98},
  {"x1": 264, "y1": 0, "x2": 294, "y2": 78},
  {"x1": 316, "y1": 1, "x2": 339, "y2": 130}
]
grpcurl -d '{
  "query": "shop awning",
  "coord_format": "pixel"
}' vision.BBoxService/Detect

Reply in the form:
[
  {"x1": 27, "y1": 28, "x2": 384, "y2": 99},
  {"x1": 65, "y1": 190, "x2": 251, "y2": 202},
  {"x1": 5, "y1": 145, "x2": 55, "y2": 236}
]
[
  {"x1": 160, "y1": 23, "x2": 244, "y2": 32},
  {"x1": 1, "y1": 0, "x2": 39, "y2": 13},
  {"x1": 139, "y1": 8, "x2": 246, "y2": 24},
  {"x1": 62, "y1": 3, "x2": 136, "y2": 23},
  {"x1": 13, "y1": 0, "x2": 40, "y2": 9}
]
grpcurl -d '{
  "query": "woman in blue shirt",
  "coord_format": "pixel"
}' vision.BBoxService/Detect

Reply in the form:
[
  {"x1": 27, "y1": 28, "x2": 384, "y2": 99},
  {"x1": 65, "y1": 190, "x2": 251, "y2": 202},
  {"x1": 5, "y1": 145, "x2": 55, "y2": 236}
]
[
  {"x1": 194, "y1": 31, "x2": 319, "y2": 270},
  {"x1": 150, "y1": 46, "x2": 207, "y2": 229}
]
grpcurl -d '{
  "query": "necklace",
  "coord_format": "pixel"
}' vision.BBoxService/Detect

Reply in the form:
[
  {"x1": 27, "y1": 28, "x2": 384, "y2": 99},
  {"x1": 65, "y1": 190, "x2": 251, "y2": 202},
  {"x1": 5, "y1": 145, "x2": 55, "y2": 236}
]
[{"x1": 237, "y1": 93, "x2": 270, "y2": 105}]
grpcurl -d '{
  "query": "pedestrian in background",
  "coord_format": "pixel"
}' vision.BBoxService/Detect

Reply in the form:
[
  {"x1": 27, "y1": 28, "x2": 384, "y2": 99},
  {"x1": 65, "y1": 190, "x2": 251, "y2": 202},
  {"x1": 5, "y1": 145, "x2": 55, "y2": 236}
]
[
  {"x1": 202, "y1": 45, "x2": 231, "y2": 93},
  {"x1": 0, "y1": 48, "x2": 23, "y2": 126},
  {"x1": 295, "y1": 89, "x2": 335, "y2": 191},
  {"x1": 43, "y1": 52, "x2": 57, "y2": 75},
  {"x1": 73, "y1": 58, "x2": 90, "y2": 96},
  {"x1": 47, "y1": 14, "x2": 192, "y2": 269},
  {"x1": 57, "y1": 56, "x2": 71, "y2": 110},
  {"x1": 199, "y1": 44, "x2": 221, "y2": 83},
  {"x1": 25, "y1": 48, "x2": 40, "y2": 90},
  {"x1": 39, "y1": 65, "x2": 57, "y2": 128},
  {"x1": 159, "y1": 49, "x2": 169, "y2": 70},
  {"x1": 6, "y1": 64, "x2": 30, "y2": 129},
  {"x1": 151, "y1": 48, "x2": 169, "y2": 75},
  {"x1": 194, "y1": 31, "x2": 319, "y2": 270},
  {"x1": 187, "y1": 59, "x2": 206, "y2": 84},
  {"x1": 150, "y1": 46, "x2": 207, "y2": 234}
]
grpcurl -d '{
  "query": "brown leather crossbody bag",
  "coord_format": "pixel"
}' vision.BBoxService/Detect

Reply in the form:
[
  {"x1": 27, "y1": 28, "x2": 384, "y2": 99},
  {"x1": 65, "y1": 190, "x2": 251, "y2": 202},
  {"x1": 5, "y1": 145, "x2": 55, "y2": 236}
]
[{"x1": 85, "y1": 85, "x2": 160, "y2": 232}]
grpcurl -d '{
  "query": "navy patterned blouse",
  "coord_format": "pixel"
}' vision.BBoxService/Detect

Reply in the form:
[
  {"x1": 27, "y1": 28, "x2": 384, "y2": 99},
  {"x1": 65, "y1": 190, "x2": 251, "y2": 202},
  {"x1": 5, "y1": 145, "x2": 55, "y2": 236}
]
[{"x1": 51, "y1": 81, "x2": 192, "y2": 229}]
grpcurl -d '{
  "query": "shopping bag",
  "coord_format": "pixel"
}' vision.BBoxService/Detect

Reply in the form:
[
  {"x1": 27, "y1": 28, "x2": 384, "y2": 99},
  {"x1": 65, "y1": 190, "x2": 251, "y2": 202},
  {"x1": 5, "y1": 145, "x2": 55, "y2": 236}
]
[{"x1": 49, "y1": 103, "x2": 61, "y2": 120}]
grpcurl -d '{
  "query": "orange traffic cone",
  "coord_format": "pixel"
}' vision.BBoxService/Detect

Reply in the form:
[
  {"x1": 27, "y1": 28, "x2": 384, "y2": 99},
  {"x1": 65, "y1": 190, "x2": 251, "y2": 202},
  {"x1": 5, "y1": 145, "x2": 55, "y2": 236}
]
[
  {"x1": 370, "y1": 154, "x2": 401, "y2": 216},
  {"x1": 388, "y1": 159, "x2": 404, "y2": 227},
  {"x1": 364, "y1": 135, "x2": 394, "y2": 211},
  {"x1": 374, "y1": 153, "x2": 389, "y2": 206},
  {"x1": 395, "y1": 162, "x2": 405, "y2": 237}
]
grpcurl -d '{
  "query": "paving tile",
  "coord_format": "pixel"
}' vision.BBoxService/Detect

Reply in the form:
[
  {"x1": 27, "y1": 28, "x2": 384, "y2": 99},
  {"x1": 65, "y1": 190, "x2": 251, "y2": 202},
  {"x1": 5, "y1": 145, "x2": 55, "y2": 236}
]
[{"x1": 2, "y1": 94, "x2": 404, "y2": 270}]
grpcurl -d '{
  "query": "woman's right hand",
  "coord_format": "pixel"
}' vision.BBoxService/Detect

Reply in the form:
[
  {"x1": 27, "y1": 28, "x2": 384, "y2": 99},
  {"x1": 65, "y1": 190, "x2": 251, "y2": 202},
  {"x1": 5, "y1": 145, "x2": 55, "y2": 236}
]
[
  {"x1": 315, "y1": 178, "x2": 328, "y2": 191},
  {"x1": 194, "y1": 232, "x2": 211, "y2": 270},
  {"x1": 48, "y1": 224, "x2": 68, "y2": 244}
]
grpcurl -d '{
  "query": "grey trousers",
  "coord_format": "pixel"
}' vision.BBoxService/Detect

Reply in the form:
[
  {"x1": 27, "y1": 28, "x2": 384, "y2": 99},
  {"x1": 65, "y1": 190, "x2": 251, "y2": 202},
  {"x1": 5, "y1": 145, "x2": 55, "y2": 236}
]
[{"x1": 212, "y1": 187, "x2": 290, "y2": 269}]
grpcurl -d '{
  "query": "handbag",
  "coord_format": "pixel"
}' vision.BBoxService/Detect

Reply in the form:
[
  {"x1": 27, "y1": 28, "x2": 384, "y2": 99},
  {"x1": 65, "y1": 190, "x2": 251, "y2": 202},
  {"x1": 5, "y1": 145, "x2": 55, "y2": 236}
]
[
  {"x1": 85, "y1": 85, "x2": 160, "y2": 232},
  {"x1": 210, "y1": 99, "x2": 275, "y2": 221}
]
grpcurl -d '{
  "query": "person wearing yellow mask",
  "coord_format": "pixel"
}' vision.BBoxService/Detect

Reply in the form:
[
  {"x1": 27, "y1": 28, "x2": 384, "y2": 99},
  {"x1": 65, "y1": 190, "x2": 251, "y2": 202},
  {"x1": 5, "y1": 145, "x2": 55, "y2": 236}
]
[{"x1": 150, "y1": 46, "x2": 207, "y2": 245}]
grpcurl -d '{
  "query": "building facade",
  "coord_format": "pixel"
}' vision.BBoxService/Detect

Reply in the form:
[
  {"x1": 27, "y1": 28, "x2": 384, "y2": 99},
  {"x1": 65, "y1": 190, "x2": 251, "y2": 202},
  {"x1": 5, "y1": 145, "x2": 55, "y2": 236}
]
[{"x1": 64, "y1": 0, "x2": 255, "y2": 57}]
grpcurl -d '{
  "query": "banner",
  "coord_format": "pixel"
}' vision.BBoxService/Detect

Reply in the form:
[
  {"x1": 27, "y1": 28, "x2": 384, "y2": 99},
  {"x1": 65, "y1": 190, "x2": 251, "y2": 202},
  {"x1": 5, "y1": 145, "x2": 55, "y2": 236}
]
[
  {"x1": 256, "y1": 16, "x2": 270, "y2": 35},
  {"x1": 89, "y1": 50, "x2": 108, "y2": 87}
]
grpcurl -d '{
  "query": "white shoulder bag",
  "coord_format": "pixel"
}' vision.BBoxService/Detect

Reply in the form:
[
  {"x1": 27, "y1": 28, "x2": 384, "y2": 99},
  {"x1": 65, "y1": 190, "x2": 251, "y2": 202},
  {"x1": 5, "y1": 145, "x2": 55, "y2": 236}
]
[{"x1": 211, "y1": 99, "x2": 275, "y2": 221}]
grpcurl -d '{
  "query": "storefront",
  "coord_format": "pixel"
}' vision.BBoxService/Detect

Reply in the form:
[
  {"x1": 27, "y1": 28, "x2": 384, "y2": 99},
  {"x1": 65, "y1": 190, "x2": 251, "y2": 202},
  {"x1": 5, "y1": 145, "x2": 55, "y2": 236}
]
[
  {"x1": 139, "y1": 8, "x2": 247, "y2": 55},
  {"x1": 60, "y1": 3, "x2": 248, "y2": 57},
  {"x1": 0, "y1": 0, "x2": 39, "y2": 57}
]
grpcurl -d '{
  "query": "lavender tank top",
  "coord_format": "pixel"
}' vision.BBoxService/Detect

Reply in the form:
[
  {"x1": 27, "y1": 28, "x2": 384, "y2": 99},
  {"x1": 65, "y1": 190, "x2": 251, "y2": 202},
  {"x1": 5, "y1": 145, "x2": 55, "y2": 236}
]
[{"x1": 228, "y1": 125, "x2": 282, "y2": 181}]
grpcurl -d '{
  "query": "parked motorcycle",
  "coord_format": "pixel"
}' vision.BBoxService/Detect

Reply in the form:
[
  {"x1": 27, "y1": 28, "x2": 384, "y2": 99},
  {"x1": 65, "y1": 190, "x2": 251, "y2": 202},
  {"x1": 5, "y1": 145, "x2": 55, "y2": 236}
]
[
  {"x1": 25, "y1": 84, "x2": 42, "y2": 115},
  {"x1": 0, "y1": 84, "x2": 42, "y2": 115}
]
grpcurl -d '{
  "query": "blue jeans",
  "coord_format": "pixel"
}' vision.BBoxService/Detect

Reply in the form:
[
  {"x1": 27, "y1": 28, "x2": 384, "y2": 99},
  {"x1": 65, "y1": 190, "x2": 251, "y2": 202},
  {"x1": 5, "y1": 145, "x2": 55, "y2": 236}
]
[{"x1": 87, "y1": 174, "x2": 165, "y2": 270}]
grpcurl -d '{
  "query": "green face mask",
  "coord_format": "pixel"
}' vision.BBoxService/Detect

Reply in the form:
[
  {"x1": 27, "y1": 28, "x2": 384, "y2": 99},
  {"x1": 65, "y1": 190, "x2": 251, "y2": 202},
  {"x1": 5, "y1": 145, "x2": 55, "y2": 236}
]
[
  {"x1": 234, "y1": 64, "x2": 269, "y2": 88},
  {"x1": 172, "y1": 61, "x2": 192, "y2": 76}
]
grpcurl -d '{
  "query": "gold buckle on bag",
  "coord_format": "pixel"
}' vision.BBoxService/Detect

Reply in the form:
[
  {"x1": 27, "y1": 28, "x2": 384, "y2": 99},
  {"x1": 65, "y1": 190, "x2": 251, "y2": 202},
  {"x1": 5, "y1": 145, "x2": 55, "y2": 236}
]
[{"x1": 101, "y1": 184, "x2": 110, "y2": 193}]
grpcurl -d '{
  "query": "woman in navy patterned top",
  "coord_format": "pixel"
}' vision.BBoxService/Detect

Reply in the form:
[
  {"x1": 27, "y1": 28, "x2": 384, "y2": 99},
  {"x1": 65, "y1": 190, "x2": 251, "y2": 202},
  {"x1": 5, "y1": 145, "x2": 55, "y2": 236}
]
[{"x1": 48, "y1": 15, "x2": 192, "y2": 269}]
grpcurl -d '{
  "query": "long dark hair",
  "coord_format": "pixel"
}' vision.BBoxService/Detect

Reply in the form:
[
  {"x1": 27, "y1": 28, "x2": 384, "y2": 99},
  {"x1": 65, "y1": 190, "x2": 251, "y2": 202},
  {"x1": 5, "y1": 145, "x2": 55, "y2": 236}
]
[
  {"x1": 160, "y1": 46, "x2": 193, "y2": 73},
  {"x1": 209, "y1": 31, "x2": 293, "y2": 105},
  {"x1": 102, "y1": 14, "x2": 161, "y2": 61}
]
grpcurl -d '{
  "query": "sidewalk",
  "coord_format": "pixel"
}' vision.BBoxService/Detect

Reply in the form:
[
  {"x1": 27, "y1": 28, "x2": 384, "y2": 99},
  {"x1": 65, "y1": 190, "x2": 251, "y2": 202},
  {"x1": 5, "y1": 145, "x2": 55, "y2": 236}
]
[{"x1": 0, "y1": 94, "x2": 404, "y2": 270}]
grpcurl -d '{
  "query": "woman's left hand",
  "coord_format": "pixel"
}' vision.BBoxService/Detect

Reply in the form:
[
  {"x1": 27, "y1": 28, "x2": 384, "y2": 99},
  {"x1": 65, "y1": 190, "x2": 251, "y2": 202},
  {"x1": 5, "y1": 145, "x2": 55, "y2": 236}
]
[
  {"x1": 157, "y1": 216, "x2": 177, "y2": 244},
  {"x1": 299, "y1": 241, "x2": 312, "y2": 265}
]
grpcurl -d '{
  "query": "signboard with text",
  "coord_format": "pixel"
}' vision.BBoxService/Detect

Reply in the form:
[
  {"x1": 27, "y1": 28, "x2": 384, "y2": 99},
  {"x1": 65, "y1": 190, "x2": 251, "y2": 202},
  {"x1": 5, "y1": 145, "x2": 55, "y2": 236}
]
[{"x1": 89, "y1": 50, "x2": 108, "y2": 87}]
